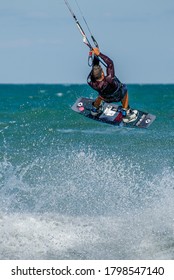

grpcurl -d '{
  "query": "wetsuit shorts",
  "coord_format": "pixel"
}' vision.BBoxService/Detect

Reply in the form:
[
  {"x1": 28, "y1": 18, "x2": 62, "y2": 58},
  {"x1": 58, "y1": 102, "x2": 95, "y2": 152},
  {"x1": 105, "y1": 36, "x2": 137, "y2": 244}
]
[{"x1": 100, "y1": 84, "x2": 127, "y2": 103}]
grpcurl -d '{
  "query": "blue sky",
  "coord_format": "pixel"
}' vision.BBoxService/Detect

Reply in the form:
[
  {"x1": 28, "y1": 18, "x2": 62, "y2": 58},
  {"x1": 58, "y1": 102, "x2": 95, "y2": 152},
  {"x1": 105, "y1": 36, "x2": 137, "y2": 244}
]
[{"x1": 0, "y1": 0, "x2": 174, "y2": 84}]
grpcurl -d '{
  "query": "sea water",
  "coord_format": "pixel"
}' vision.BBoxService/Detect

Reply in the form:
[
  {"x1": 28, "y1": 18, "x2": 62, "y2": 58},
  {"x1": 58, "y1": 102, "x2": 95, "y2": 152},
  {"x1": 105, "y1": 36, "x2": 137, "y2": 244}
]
[{"x1": 0, "y1": 84, "x2": 174, "y2": 260}]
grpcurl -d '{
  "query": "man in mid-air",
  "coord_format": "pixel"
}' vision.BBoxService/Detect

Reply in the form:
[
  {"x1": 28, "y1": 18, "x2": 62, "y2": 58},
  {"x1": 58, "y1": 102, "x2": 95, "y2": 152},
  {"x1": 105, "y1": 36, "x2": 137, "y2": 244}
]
[{"x1": 87, "y1": 48, "x2": 138, "y2": 123}]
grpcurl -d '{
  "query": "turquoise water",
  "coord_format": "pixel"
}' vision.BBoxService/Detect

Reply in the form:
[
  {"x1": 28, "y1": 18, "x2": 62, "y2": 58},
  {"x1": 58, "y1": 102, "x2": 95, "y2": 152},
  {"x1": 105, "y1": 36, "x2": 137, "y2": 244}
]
[{"x1": 0, "y1": 84, "x2": 174, "y2": 259}]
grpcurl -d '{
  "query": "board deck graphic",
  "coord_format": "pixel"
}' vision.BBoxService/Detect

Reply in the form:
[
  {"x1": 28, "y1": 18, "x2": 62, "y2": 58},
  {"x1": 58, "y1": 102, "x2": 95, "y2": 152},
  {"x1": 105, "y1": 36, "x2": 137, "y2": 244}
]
[{"x1": 71, "y1": 97, "x2": 156, "y2": 128}]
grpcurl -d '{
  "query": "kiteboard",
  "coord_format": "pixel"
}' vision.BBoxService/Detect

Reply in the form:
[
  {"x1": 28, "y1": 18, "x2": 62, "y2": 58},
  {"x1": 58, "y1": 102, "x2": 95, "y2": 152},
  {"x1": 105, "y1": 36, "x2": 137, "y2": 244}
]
[{"x1": 71, "y1": 97, "x2": 156, "y2": 129}]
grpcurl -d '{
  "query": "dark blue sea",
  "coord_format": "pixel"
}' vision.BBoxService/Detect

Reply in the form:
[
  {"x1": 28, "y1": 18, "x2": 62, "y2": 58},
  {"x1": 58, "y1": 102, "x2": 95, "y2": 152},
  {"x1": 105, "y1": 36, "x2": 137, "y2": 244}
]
[{"x1": 0, "y1": 84, "x2": 174, "y2": 260}]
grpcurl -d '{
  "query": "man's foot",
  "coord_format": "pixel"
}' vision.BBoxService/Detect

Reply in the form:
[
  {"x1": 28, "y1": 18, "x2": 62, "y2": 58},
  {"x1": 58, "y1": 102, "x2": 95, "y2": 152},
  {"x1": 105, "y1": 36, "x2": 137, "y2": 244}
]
[
  {"x1": 91, "y1": 105, "x2": 103, "y2": 116},
  {"x1": 122, "y1": 108, "x2": 138, "y2": 123}
]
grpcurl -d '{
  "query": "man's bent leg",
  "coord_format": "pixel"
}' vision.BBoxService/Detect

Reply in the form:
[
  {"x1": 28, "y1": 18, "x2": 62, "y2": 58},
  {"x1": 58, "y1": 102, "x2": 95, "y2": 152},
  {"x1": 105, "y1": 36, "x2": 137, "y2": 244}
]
[
  {"x1": 93, "y1": 96, "x2": 103, "y2": 109},
  {"x1": 121, "y1": 91, "x2": 129, "y2": 110},
  {"x1": 91, "y1": 96, "x2": 103, "y2": 116}
]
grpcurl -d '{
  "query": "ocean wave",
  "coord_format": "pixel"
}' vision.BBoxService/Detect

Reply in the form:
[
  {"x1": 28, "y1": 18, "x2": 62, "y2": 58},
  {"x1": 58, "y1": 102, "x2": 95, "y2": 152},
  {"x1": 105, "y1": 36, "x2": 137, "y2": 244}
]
[
  {"x1": 0, "y1": 210, "x2": 174, "y2": 260},
  {"x1": 0, "y1": 148, "x2": 174, "y2": 259}
]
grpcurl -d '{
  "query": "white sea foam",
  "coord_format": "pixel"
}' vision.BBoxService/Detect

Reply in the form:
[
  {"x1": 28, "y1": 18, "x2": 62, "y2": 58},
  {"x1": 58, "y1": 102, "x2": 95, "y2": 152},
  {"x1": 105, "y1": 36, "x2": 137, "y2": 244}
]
[
  {"x1": 56, "y1": 92, "x2": 63, "y2": 97},
  {"x1": 0, "y1": 207, "x2": 173, "y2": 260},
  {"x1": 0, "y1": 149, "x2": 174, "y2": 259}
]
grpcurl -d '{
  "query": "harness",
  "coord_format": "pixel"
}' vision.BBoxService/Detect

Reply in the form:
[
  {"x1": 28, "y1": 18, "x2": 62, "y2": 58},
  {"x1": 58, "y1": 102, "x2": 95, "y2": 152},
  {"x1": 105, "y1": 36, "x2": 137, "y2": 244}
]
[{"x1": 99, "y1": 76, "x2": 124, "y2": 102}]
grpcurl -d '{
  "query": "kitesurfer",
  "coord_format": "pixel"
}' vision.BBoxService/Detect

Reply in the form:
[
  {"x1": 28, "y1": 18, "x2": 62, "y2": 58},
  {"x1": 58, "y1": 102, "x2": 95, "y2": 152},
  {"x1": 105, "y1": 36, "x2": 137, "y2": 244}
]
[{"x1": 87, "y1": 48, "x2": 138, "y2": 123}]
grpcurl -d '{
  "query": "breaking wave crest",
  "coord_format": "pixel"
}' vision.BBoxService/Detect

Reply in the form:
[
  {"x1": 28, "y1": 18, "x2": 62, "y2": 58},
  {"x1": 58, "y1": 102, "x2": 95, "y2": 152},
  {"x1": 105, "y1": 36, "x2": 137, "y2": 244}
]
[{"x1": 0, "y1": 147, "x2": 174, "y2": 259}]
